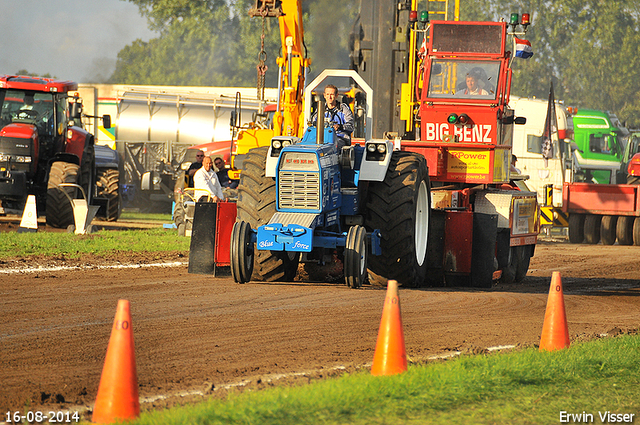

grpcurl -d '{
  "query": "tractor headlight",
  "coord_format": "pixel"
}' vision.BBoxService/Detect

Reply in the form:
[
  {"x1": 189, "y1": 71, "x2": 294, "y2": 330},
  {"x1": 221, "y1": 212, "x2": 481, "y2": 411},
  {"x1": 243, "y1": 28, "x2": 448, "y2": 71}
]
[
  {"x1": 272, "y1": 140, "x2": 282, "y2": 149},
  {"x1": 0, "y1": 155, "x2": 31, "y2": 163},
  {"x1": 282, "y1": 140, "x2": 292, "y2": 147},
  {"x1": 365, "y1": 142, "x2": 388, "y2": 162}
]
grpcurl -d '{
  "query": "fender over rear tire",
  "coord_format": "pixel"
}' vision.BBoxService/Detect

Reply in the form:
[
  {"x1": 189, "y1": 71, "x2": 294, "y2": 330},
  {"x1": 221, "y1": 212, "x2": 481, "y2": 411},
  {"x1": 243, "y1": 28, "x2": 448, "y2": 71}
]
[
  {"x1": 364, "y1": 151, "x2": 430, "y2": 287},
  {"x1": 236, "y1": 147, "x2": 299, "y2": 282},
  {"x1": 46, "y1": 161, "x2": 80, "y2": 228}
]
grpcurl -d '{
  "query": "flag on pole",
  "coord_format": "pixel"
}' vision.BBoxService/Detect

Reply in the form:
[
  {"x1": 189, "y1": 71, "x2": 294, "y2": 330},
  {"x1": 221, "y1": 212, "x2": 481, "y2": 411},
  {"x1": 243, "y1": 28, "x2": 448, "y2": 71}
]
[
  {"x1": 541, "y1": 82, "x2": 557, "y2": 167},
  {"x1": 515, "y1": 38, "x2": 533, "y2": 59},
  {"x1": 417, "y1": 35, "x2": 427, "y2": 61}
]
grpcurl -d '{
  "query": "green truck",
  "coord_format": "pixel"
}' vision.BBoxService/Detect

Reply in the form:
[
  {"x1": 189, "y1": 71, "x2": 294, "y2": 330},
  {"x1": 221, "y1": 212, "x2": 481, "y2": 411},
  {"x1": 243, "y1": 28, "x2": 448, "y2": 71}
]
[{"x1": 572, "y1": 109, "x2": 629, "y2": 184}]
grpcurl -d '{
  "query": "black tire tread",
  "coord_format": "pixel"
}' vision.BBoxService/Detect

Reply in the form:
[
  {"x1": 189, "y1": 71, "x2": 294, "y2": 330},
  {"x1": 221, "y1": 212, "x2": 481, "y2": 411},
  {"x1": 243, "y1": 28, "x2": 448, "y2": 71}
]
[
  {"x1": 514, "y1": 245, "x2": 532, "y2": 282},
  {"x1": 568, "y1": 213, "x2": 585, "y2": 244},
  {"x1": 46, "y1": 162, "x2": 80, "y2": 228},
  {"x1": 79, "y1": 138, "x2": 95, "y2": 205},
  {"x1": 96, "y1": 168, "x2": 121, "y2": 221},
  {"x1": 344, "y1": 225, "x2": 367, "y2": 289},
  {"x1": 499, "y1": 247, "x2": 518, "y2": 284},
  {"x1": 583, "y1": 214, "x2": 602, "y2": 244},
  {"x1": 364, "y1": 151, "x2": 429, "y2": 287},
  {"x1": 600, "y1": 215, "x2": 617, "y2": 245},
  {"x1": 633, "y1": 217, "x2": 640, "y2": 246},
  {"x1": 617, "y1": 216, "x2": 634, "y2": 246}
]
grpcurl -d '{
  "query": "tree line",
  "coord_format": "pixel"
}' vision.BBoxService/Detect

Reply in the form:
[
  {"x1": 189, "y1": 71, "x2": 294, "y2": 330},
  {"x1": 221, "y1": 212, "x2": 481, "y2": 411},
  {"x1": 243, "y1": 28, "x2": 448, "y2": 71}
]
[
  {"x1": 24, "y1": 0, "x2": 640, "y2": 128},
  {"x1": 110, "y1": 0, "x2": 356, "y2": 91}
]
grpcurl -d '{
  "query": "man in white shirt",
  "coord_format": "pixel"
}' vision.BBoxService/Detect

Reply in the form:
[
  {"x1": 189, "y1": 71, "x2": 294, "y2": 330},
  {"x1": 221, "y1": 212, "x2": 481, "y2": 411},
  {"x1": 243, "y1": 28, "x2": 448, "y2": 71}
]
[{"x1": 193, "y1": 156, "x2": 225, "y2": 202}]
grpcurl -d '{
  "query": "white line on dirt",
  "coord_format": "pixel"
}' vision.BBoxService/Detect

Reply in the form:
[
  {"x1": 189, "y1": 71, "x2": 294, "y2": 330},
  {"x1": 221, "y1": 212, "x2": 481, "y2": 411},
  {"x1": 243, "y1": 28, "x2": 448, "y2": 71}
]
[
  {"x1": 139, "y1": 345, "x2": 518, "y2": 404},
  {"x1": 0, "y1": 261, "x2": 188, "y2": 274},
  {"x1": 22, "y1": 345, "x2": 518, "y2": 420}
]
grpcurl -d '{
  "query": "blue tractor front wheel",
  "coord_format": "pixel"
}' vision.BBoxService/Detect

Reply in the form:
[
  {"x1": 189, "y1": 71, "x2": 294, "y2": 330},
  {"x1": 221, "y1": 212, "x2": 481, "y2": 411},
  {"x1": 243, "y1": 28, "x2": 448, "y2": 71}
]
[
  {"x1": 231, "y1": 221, "x2": 255, "y2": 284},
  {"x1": 344, "y1": 225, "x2": 368, "y2": 288}
]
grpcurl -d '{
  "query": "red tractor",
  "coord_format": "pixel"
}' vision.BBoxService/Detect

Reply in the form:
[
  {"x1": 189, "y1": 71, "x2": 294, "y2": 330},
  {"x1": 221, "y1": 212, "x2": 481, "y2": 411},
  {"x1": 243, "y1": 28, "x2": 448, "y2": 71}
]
[
  {"x1": 0, "y1": 75, "x2": 119, "y2": 227},
  {"x1": 346, "y1": 10, "x2": 540, "y2": 286}
]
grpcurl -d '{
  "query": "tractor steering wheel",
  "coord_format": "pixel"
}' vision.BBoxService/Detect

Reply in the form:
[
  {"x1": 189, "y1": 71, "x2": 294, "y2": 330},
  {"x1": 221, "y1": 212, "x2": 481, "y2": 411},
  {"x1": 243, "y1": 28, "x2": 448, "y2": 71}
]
[{"x1": 17, "y1": 109, "x2": 38, "y2": 119}]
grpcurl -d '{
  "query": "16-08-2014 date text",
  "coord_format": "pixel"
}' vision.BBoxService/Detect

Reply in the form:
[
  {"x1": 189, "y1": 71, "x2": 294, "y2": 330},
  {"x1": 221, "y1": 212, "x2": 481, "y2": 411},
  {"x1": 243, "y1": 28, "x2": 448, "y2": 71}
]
[{"x1": 5, "y1": 411, "x2": 80, "y2": 424}]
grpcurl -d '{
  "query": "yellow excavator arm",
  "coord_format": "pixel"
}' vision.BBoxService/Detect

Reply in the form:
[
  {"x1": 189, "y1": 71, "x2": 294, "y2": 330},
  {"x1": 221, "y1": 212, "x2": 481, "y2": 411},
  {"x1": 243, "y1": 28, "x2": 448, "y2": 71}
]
[
  {"x1": 250, "y1": 0, "x2": 310, "y2": 137},
  {"x1": 230, "y1": 0, "x2": 310, "y2": 178}
]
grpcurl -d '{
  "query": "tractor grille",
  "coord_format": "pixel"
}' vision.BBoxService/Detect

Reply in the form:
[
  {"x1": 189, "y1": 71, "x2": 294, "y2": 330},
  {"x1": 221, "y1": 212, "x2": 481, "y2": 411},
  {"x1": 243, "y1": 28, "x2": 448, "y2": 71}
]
[
  {"x1": 278, "y1": 171, "x2": 320, "y2": 210},
  {"x1": 0, "y1": 136, "x2": 32, "y2": 156}
]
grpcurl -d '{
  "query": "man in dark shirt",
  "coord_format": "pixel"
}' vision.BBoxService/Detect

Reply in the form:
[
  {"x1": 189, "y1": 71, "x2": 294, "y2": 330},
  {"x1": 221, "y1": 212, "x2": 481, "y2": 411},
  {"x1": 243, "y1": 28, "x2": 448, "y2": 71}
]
[
  {"x1": 187, "y1": 150, "x2": 205, "y2": 187},
  {"x1": 214, "y1": 157, "x2": 239, "y2": 189},
  {"x1": 312, "y1": 84, "x2": 354, "y2": 151}
]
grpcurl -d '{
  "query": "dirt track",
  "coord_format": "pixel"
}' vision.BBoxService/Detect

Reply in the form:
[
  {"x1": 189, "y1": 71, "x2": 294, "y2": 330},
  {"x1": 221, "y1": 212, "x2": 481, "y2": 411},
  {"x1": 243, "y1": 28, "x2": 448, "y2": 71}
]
[{"x1": 1, "y1": 239, "x2": 640, "y2": 421}]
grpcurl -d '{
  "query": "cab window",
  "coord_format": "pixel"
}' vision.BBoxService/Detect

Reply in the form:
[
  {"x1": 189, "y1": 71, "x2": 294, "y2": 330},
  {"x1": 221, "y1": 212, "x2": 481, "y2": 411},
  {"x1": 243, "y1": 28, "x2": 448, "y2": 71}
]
[
  {"x1": 427, "y1": 60, "x2": 501, "y2": 100},
  {"x1": 589, "y1": 134, "x2": 613, "y2": 154}
]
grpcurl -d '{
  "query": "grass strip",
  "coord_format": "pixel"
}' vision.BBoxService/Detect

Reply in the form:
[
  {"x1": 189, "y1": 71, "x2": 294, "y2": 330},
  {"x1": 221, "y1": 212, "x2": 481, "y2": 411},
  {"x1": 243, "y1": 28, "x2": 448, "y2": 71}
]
[
  {"x1": 131, "y1": 335, "x2": 639, "y2": 425},
  {"x1": 119, "y1": 212, "x2": 174, "y2": 222},
  {"x1": 0, "y1": 228, "x2": 190, "y2": 258}
]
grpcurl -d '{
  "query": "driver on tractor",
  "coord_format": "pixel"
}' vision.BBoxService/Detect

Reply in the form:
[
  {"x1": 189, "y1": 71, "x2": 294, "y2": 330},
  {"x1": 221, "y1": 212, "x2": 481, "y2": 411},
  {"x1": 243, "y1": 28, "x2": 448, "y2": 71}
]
[
  {"x1": 20, "y1": 93, "x2": 35, "y2": 114},
  {"x1": 313, "y1": 84, "x2": 354, "y2": 150}
]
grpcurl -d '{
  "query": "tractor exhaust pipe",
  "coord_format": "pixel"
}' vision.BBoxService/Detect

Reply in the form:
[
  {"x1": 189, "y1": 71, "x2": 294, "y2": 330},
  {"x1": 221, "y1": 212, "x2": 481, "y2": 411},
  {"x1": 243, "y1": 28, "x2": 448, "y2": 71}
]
[{"x1": 316, "y1": 96, "x2": 325, "y2": 145}]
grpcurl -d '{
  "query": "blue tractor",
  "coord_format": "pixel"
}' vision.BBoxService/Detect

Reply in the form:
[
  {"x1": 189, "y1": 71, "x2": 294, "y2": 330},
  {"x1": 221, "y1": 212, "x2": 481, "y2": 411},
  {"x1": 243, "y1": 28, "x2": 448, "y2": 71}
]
[{"x1": 230, "y1": 70, "x2": 432, "y2": 288}]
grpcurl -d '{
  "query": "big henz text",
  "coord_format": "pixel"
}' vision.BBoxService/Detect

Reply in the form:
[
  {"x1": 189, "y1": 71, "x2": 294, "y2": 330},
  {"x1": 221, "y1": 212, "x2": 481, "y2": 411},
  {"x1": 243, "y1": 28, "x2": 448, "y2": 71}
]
[
  {"x1": 559, "y1": 411, "x2": 635, "y2": 423},
  {"x1": 424, "y1": 123, "x2": 492, "y2": 143}
]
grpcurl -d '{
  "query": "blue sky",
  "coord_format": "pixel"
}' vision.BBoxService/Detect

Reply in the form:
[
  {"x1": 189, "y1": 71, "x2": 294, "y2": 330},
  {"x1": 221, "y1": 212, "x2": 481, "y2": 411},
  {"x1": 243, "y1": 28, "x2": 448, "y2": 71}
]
[{"x1": 0, "y1": 0, "x2": 157, "y2": 83}]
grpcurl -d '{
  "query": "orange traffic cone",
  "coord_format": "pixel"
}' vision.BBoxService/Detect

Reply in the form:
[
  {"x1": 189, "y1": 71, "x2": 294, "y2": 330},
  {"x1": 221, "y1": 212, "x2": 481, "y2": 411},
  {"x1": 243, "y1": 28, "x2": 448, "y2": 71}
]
[
  {"x1": 371, "y1": 280, "x2": 407, "y2": 375},
  {"x1": 539, "y1": 272, "x2": 571, "y2": 351},
  {"x1": 92, "y1": 300, "x2": 140, "y2": 423}
]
